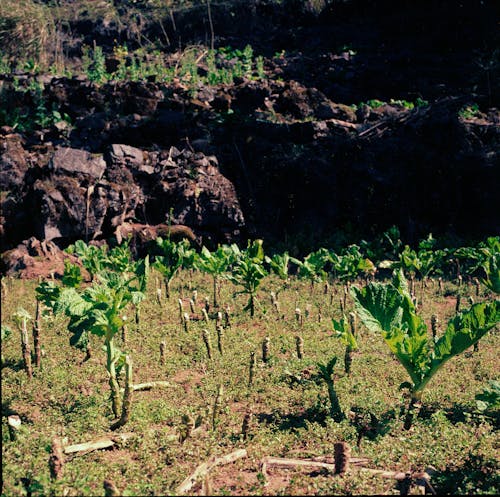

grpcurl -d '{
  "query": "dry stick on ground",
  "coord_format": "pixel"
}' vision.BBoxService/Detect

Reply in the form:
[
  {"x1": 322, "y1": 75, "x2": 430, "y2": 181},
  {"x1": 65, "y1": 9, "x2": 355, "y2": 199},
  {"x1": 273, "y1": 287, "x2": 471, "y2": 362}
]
[
  {"x1": 176, "y1": 449, "x2": 248, "y2": 494},
  {"x1": 126, "y1": 381, "x2": 171, "y2": 392},
  {"x1": 33, "y1": 300, "x2": 42, "y2": 367},
  {"x1": 261, "y1": 455, "x2": 434, "y2": 493},
  {"x1": 63, "y1": 433, "x2": 136, "y2": 455}
]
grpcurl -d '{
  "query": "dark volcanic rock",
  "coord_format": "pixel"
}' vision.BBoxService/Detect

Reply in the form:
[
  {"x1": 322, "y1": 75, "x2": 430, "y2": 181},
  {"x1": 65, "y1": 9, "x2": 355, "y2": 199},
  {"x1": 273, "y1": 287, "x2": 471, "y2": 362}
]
[
  {"x1": 0, "y1": 133, "x2": 28, "y2": 191},
  {"x1": 49, "y1": 147, "x2": 106, "y2": 179}
]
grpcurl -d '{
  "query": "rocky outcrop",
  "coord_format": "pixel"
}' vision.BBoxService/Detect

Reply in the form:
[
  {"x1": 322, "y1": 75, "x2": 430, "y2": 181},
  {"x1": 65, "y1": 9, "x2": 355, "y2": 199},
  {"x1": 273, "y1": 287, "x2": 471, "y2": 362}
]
[
  {"x1": 1, "y1": 237, "x2": 88, "y2": 279},
  {"x1": 0, "y1": 129, "x2": 29, "y2": 191},
  {"x1": 1, "y1": 137, "x2": 246, "y2": 263}
]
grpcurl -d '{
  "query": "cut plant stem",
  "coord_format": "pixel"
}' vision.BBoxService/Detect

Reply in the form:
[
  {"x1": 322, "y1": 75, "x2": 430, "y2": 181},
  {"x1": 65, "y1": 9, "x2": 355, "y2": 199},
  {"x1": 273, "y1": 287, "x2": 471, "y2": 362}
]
[
  {"x1": 295, "y1": 308, "x2": 303, "y2": 326},
  {"x1": 344, "y1": 312, "x2": 356, "y2": 375},
  {"x1": 473, "y1": 277, "x2": 481, "y2": 296},
  {"x1": 202, "y1": 308, "x2": 209, "y2": 322},
  {"x1": 103, "y1": 480, "x2": 120, "y2": 497},
  {"x1": 49, "y1": 437, "x2": 64, "y2": 481},
  {"x1": 212, "y1": 384, "x2": 224, "y2": 431},
  {"x1": 262, "y1": 336, "x2": 270, "y2": 363},
  {"x1": 334, "y1": 442, "x2": 351, "y2": 474},
  {"x1": 20, "y1": 316, "x2": 33, "y2": 379},
  {"x1": 160, "y1": 341, "x2": 166, "y2": 365},
  {"x1": 33, "y1": 299, "x2": 42, "y2": 367},
  {"x1": 431, "y1": 315, "x2": 438, "y2": 339},
  {"x1": 180, "y1": 413, "x2": 195, "y2": 442},
  {"x1": 248, "y1": 351, "x2": 256, "y2": 387},
  {"x1": 111, "y1": 355, "x2": 133, "y2": 430},
  {"x1": 404, "y1": 393, "x2": 422, "y2": 430},
  {"x1": 216, "y1": 324, "x2": 224, "y2": 355},
  {"x1": 295, "y1": 335, "x2": 304, "y2": 359},
  {"x1": 224, "y1": 306, "x2": 231, "y2": 328},
  {"x1": 241, "y1": 412, "x2": 252, "y2": 440},
  {"x1": 202, "y1": 329, "x2": 212, "y2": 360},
  {"x1": 178, "y1": 299, "x2": 184, "y2": 323},
  {"x1": 106, "y1": 338, "x2": 122, "y2": 419}
]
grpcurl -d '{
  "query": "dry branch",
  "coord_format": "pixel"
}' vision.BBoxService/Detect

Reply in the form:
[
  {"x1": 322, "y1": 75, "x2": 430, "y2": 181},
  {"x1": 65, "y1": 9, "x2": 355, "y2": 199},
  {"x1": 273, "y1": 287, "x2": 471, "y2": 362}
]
[
  {"x1": 63, "y1": 433, "x2": 135, "y2": 455},
  {"x1": 260, "y1": 453, "x2": 434, "y2": 493},
  {"x1": 177, "y1": 448, "x2": 247, "y2": 494},
  {"x1": 119, "y1": 381, "x2": 171, "y2": 394}
]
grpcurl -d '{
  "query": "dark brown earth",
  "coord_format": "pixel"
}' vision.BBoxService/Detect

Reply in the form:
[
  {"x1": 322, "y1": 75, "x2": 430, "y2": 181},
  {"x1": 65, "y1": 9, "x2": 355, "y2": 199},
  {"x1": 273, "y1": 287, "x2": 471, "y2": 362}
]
[{"x1": 1, "y1": 0, "x2": 499, "y2": 275}]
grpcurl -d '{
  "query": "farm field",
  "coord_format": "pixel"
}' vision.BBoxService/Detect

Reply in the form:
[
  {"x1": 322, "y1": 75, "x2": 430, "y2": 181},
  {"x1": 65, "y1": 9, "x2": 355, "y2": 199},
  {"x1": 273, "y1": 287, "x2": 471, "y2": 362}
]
[
  {"x1": 1, "y1": 1, "x2": 499, "y2": 495},
  {"x1": 1, "y1": 238, "x2": 499, "y2": 496}
]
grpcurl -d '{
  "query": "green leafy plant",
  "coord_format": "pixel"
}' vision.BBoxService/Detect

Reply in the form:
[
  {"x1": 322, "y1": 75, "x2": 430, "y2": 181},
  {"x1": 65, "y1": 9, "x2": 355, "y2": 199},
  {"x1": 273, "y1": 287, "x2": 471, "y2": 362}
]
[
  {"x1": 1, "y1": 324, "x2": 12, "y2": 364},
  {"x1": 228, "y1": 240, "x2": 267, "y2": 317},
  {"x1": 66, "y1": 240, "x2": 108, "y2": 280},
  {"x1": 153, "y1": 238, "x2": 191, "y2": 299},
  {"x1": 291, "y1": 248, "x2": 331, "y2": 290},
  {"x1": 316, "y1": 357, "x2": 344, "y2": 422},
  {"x1": 54, "y1": 271, "x2": 144, "y2": 424},
  {"x1": 334, "y1": 245, "x2": 375, "y2": 283},
  {"x1": 195, "y1": 245, "x2": 233, "y2": 307},
  {"x1": 475, "y1": 380, "x2": 500, "y2": 413},
  {"x1": 332, "y1": 314, "x2": 358, "y2": 375},
  {"x1": 265, "y1": 251, "x2": 291, "y2": 288},
  {"x1": 351, "y1": 270, "x2": 500, "y2": 429},
  {"x1": 82, "y1": 44, "x2": 107, "y2": 83},
  {"x1": 481, "y1": 253, "x2": 500, "y2": 294},
  {"x1": 459, "y1": 103, "x2": 481, "y2": 119}
]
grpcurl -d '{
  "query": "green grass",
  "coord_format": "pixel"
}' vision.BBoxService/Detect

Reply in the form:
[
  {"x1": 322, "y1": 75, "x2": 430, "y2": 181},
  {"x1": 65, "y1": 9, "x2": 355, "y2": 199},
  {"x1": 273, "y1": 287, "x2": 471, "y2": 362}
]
[{"x1": 1, "y1": 272, "x2": 499, "y2": 495}]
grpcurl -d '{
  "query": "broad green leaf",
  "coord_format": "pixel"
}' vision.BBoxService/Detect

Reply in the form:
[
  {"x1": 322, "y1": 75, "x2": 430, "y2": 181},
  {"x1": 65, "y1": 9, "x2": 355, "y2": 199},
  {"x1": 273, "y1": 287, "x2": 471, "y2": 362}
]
[
  {"x1": 481, "y1": 253, "x2": 500, "y2": 294},
  {"x1": 433, "y1": 300, "x2": 500, "y2": 365},
  {"x1": 475, "y1": 380, "x2": 500, "y2": 412},
  {"x1": 332, "y1": 317, "x2": 358, "y2": 349},
  {"x1": 54, "y1": 288, "x2": 91, "y2": 317},
  {"x1": 351, "y1": 283, "x2": 403, "y2": 334},
  {"x1": 36, "y1": 281, "x2": 61, "y2": 309},
  {"x1": 61, "y1": 260, "x2": 83, "y2": 288}
]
